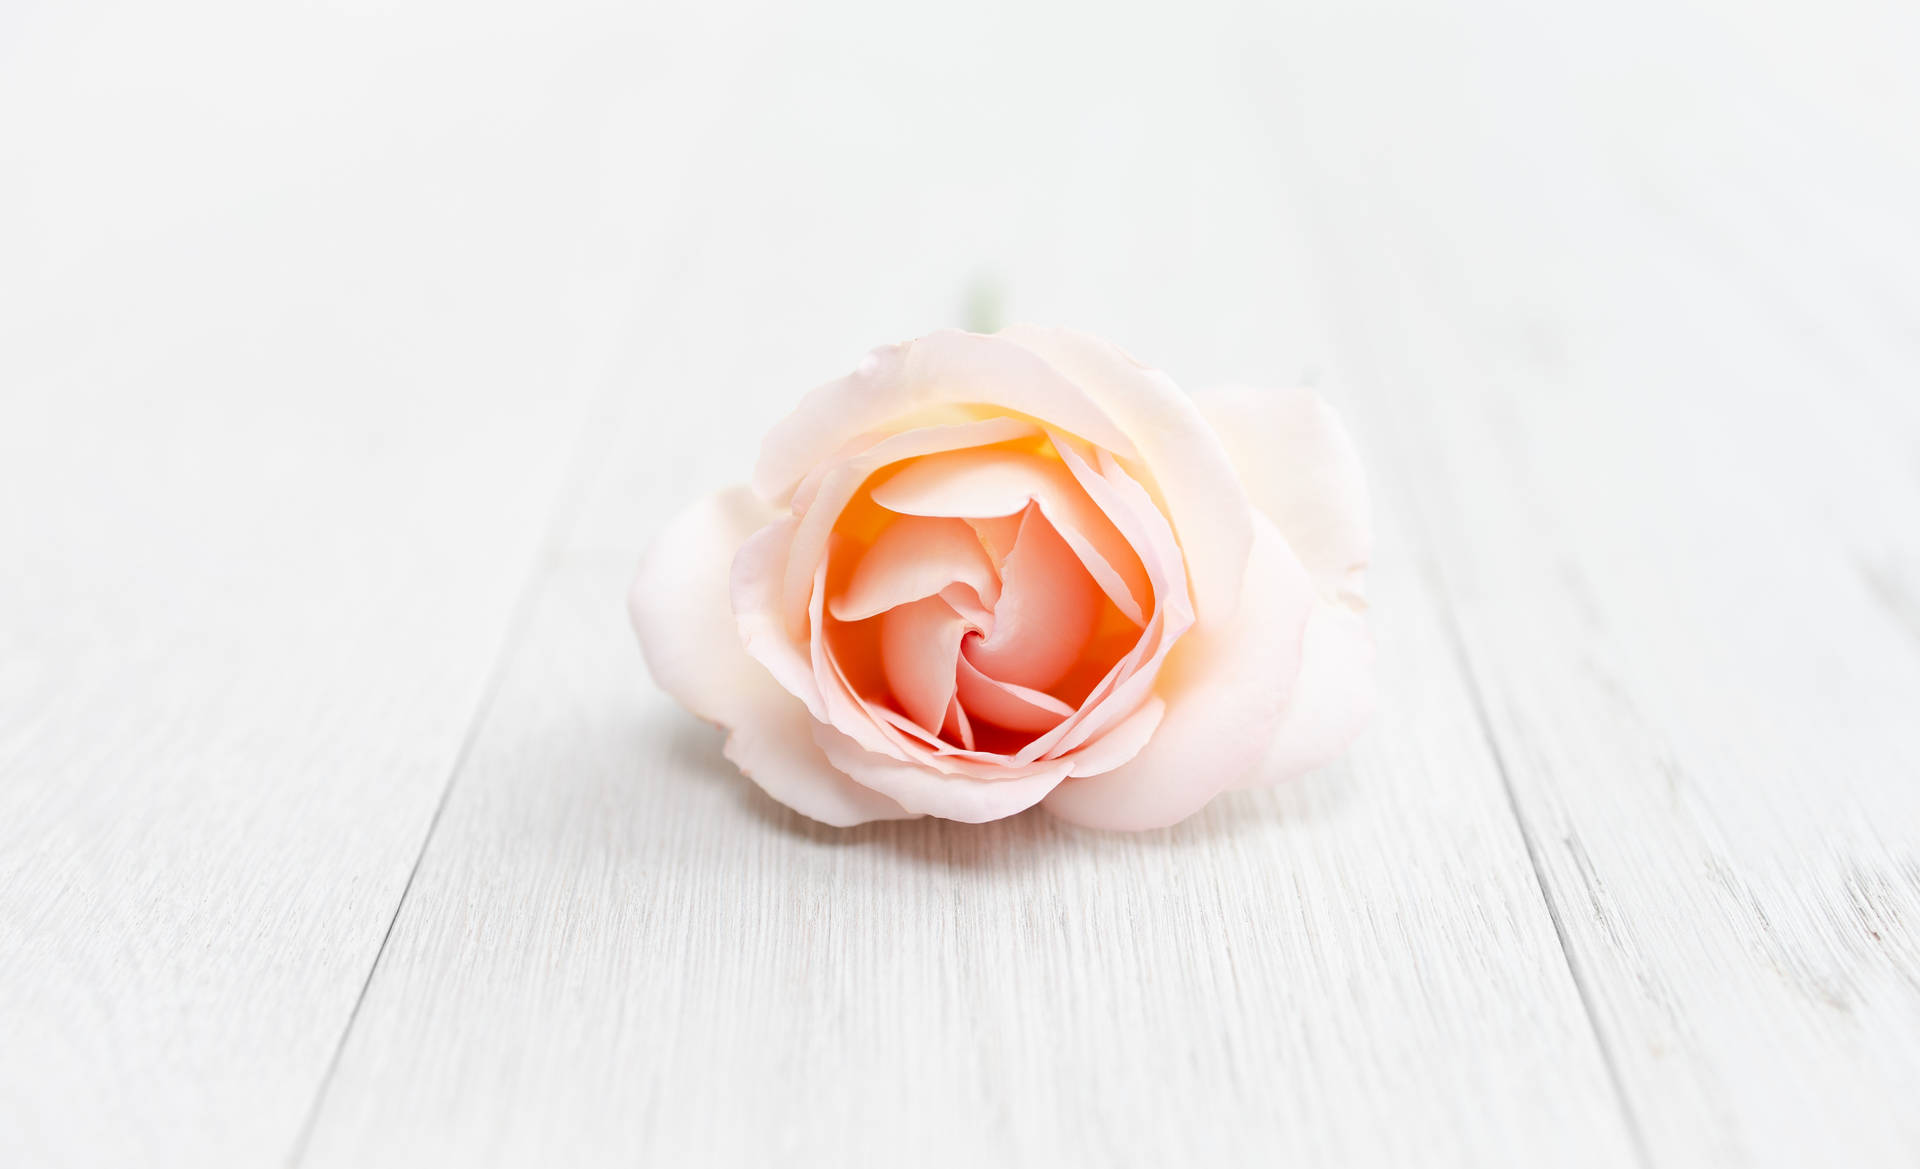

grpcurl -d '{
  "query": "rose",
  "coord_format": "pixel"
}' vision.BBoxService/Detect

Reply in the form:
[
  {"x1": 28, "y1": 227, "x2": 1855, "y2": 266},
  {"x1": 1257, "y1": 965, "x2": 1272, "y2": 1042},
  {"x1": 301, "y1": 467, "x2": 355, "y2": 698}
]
[{"x1": 630, "y1": 326, "x2": 1373, "y2": 829}]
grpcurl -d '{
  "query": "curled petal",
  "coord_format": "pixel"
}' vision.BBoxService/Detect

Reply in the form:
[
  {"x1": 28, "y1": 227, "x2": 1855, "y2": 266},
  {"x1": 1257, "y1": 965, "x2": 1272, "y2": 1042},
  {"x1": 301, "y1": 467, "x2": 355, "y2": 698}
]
[
  {"x1": 996, "y1": 325, "x2": 1254, "y2": 625},
  {"x1": 967, "y1": 514, "x2": 1023, "y2": 565},
  {"x1": 781, "y1": 416, "x2": 1039, "y2": 635},
  {"x1": 1042, "y1": 513, "x2": 1315, "y2": 830},
  {"x1": 872, "y1": 445, "x2": 1149, "y2": 624},
  {"x1": 941, "y1": 697, "x2": 976, "y2": 751},
  {"x1": 813, "y1": 721, "x2": 1073, "y2": 823},
  {"x1": 1192, "y1": 384, "x2": 1371, "y2": 605},
  {"x1": 830, "y1": 514, "x2": 1000, "y2": 621},
  {"x1": 1047, "y1": 432, "x2": 1191, "y2": 631},
  {"x1": 1064, "y1": 695, "x2": 1164, "y2": 777},
  {"x1": 729, "y1": 515, "x2": 826, "y2": 721},
  {"x1": 959, "y1": 505, "x2": 1098, "y2": 692},
  {"x1": 752, "y1": 332, "x2": 1140, "y2": 504},
  {"x1": 955, "y1": 655, "x2": 1073, "y2": 734},
  {"x1": 879, "y1": 595, "x2": 970, "y2": 736},
  {"x1": 937, "y1": 582, "x2": 995, "y2": 631},
  {"x1": 1000, "y1": 446, "x2": 1193, "y2": 764},
  {"x1": 813, "y1": 538, "x2": 948, "y2": 763}
]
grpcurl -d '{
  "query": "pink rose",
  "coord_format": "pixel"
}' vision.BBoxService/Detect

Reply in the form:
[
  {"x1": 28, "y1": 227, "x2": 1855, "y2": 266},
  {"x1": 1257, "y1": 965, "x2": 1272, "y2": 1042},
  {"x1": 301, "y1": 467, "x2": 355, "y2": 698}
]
[{"x1": 630, "y1": 327, "x2": 1372, "y2": 829}]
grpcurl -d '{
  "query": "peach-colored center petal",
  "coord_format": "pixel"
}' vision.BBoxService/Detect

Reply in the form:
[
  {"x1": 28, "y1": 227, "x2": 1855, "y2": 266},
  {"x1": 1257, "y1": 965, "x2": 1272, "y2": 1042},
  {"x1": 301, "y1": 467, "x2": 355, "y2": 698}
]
[
  {"x1": 959, "y1": 505, "x2": 1098, "y2": 692},
  {"x1": 780, "y1": 416, "x2": 1039, "y2": 634},
  {"x1": 870, "y1": 445, "x2": 1151, "y2": 625},
  {"x1": 768, "y1": 417, "x2": 1204, "y2": 786},
  {"x1": 955, "y1": 654, "x2": 1074, "y2": 733},
  {"x1": 879, "y1": 595, "x2": 970, "y2": 736},
  {"x1": 829, "y1": 514, "x2": 1001, "y2": 621}
]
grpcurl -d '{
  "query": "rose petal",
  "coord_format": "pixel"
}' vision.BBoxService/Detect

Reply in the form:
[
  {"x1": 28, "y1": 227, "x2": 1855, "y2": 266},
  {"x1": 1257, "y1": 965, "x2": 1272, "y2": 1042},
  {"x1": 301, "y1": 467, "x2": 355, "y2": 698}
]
[
  {"x1": 996, "y1": 325, "x2": 1254, "y2": 625},
  {"x1": 1048, "y1": 433, "x2": 1186, "y2": 607},
  {"x1": 813, "y1": 538, "x2": 921, "y2": 760},
  {"x1": 629, "y1": 487, "x2": 916, "y2": 827},
  {"x1": 967, "y1": 514, "x2": 1024, "y2": 564},
  {"x1": 1042, "y1": 513, "x2": 1316, "y2": 830},
  {"x1": 730, "y1": 515, "x2": 827, "y2": 721},
  {"x1": 631, "y1": 486, "x2": 782, "y2": 726},
  {"x1": 880, "y1": 595, "x2": 970, "y2": 736},
  {"x1": 812, "y1": 721, "x2": 1073, "y2": 823},
  {"x1": 958, "y1": 506, "x2": 1098, "y2": 692},
  {"x1": 1064, "y1": 695, "x2": 1164, "y2": 777},
  {"x1": 752, "y1": 332, "x2": 1140, "y2": 504},
  {"x1": 937, "y1": 582, "x2": 995, "y2": 632},
  {"x1": 871, "y1": 446, "x2": 1149, "y2": 625},
  {"x1": 941, "y1": 696, "x2": 977, "y2": 751},
  {"x1": 955, "y1": 654, "x2": 1074, "y2": 734},
  {"x1": 815, "y1": 534, "x2": 1026, "y2": 777},
  {"x1": 872, "y1": 706, "x2": 1008, "y2": 763},
  {"x1": 721, "y1": 693, "x2": 921, "y2": 827},
  {"x1": 1234, "y1": 601, "x2": 1376, "y2": 787},
  {"x1": 781, "y1": 416, "x2": 1040, "y2": 635},
  {"x1": 1191, "y1": 384, "x2": 1372, "y2": 606},
  {"x1": 1001, "y1": 443, "x2": 1193, "y2": 763},
  {"x1": 829, "y1": 514, "x2": 1001, "y2": 621},
  {"x1": 1005, "y1": 588, "x2": 1180, "y2": 766}
]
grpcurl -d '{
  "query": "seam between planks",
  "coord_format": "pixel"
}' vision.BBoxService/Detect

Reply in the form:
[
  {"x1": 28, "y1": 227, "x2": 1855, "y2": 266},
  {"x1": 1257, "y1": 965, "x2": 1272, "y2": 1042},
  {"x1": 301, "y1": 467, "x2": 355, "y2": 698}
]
[
  {"x1": 284, "y1": 362, "x2": 630, "y2": 1168},
  {"x1": 284, "y1": 546, "x2": 550, "y2": 1166},
  {"x1": 1238, "y1": 70, "x2": 1659, "y2": 1160},
  {"x1": 1411, "y1": 509, "x2": 1658, "y2": 1169}
]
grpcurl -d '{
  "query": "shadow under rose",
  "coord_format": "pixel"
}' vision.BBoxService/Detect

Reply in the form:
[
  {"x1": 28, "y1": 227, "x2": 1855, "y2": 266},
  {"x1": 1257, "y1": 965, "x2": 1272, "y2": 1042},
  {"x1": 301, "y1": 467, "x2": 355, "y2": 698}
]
[{"x1": 644, "y1": 702, "x2": 1345, "y2": 871}]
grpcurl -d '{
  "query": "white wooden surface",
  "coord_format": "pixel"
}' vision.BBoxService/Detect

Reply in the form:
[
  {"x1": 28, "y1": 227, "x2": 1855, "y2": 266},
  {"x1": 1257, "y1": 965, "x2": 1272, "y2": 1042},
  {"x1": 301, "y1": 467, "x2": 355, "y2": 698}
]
[{"x1": 3, "y1": 1, "x2": 1917, "y2": 1166}]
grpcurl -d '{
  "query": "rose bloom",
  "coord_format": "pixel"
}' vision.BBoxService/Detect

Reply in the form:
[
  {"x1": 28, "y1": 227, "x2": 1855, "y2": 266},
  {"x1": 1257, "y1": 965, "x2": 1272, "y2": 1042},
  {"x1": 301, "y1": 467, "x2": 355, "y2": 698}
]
[{"x1": 631, "y1": 327, "x2": 1372, "y2": 829}]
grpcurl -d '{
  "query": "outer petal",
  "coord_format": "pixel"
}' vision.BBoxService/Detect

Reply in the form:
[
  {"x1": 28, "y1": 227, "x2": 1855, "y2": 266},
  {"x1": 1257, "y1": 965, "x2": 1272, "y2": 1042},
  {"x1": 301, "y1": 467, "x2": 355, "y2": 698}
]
[
  {"x1": 1063, "y1": 695, "x2": 1164, "y2": 777},
  {"x1": 730, "y1": 516, "x2": 826, "y2": 720},
  {"x1": 631, "y1": 486, "x2": 783, "y2": 726},
  {"x1": 1041, "y1": 513, "x2": 1315, "y2": 830},
  {"x1": 1190, "y1": 384, "x2": 1371, "y2": 606},
  {"x1": 995, "y1": 325, "x2": 1253, "y2": 625},
  {"x1": 752, "y1": 332, "x2": 1139, "y2": 503},
  {"x1": 1234, "y1": 602, "x2": 1376, "y2": 788},
  {"x1": 813, "y1": 722, "x2": 1073, "y2": 823},
  {"x1": 630, "y1": 487, "x2": 915, "y2": 826},
  {"x1": 722, "y1": 692, "x2": 920, "y2": 827}
]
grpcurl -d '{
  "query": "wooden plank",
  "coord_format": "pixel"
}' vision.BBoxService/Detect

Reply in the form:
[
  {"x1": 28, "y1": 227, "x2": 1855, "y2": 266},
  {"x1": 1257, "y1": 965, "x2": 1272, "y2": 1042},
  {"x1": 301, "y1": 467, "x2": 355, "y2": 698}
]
[
  {"x1": 1242, "y1": 1, "x2": 1920, "y2": 1163},
  {"x1": 0, "y1": 6, "x2": 641, "y2": 1166},
  {"x1": 300, "y1": 514, "x2": 1634, "y2": 1169},
  {"x1": 298, "y1": 10, "x2": 1633, "y2": 1164}
]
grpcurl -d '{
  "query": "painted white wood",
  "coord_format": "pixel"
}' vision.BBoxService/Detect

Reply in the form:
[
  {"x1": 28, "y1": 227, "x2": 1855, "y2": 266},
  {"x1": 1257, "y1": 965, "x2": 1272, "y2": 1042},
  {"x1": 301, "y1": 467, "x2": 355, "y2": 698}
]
[
  {"x1": 299, "y1": 531, "x2": 1632, "y2": 1169},
  {"x1": 1236, "y1": 1, "x2": 1920, "y2": 1164},
  {"x1": 0, "y1": 5, "x2": 643, "y2": 1166},
  {"x1": 298, "y1": 4, "x2": 1635, "y2": 1166},
  {"x1": 6, "y1": 0, "x2": 1918, "y2": 1165}
]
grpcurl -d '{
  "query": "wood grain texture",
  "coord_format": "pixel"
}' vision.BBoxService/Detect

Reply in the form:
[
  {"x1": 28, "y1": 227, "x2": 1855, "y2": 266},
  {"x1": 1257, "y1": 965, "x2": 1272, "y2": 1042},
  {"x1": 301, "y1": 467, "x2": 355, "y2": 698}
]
[
  {"x1": 0, "y1": 6, "x2": 633, "y2": 1165},
  {"x1": 301, "y1": 5, "x2": 1640, "y2": 1166},
  {"x1": 300, "y1": 525, "x2": 1633, "y2": 1169},
  {"x1": 6, "y1": 0, "x2": 1919, "y2": 1165},
  {"x1": 1243, "y1": 1, "x2": 1920, "y2": 1163}
]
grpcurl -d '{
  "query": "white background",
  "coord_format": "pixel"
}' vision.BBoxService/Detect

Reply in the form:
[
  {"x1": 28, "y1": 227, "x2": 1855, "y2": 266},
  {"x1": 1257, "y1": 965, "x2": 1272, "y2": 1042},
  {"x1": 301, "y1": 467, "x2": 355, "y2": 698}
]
[{"x1": 4, "y1": 1, "x2": 1919, "y2": 1166}]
